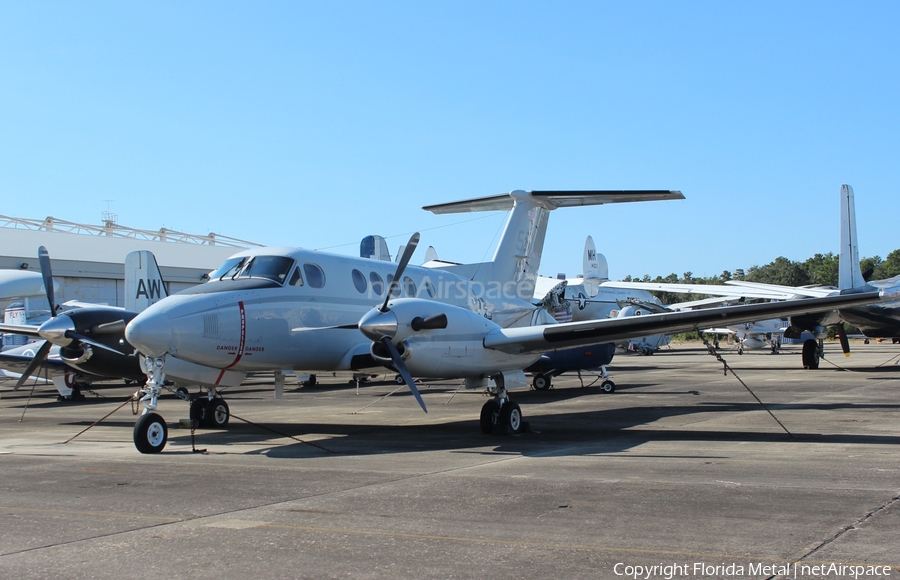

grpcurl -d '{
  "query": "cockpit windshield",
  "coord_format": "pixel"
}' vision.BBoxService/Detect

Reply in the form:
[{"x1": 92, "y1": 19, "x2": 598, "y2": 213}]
[
  {"x1": 209, "y1": 257, "x2": 247, "y2": 280},
  {"x1": 236, "y1": 256, "x2": 295, "y2": 285}
]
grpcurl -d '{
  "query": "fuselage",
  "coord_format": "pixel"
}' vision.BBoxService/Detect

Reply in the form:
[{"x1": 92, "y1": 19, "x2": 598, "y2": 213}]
[{"x1": 125, "y1": 247, "x2": 543, "y2": 375}]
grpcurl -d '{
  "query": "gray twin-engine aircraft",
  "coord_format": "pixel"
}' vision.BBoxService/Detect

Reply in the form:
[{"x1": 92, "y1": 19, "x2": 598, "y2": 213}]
[{"x1": 124, "y1": 190, "x2": 893, "y2": 453}]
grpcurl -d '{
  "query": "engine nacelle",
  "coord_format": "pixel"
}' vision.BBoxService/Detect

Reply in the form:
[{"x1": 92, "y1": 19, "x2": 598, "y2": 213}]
[{"x1": 362, "y1": 299, "x2": 541, "y2": 378}]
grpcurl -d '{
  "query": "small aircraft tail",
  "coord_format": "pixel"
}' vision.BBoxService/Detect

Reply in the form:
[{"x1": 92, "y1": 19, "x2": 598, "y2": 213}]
[
  {"x1": 360, "y1": 235, "x2": 393, "y2": 262},
  {"x1": 125, "y1": 251, "x2": 168, "y2": 312},
  {"x1": 838, "y1": 184, "x2": 866, "y2": 290},
  {"x1": 581, "y1": 235, "x2": 609, "y2": 297}
]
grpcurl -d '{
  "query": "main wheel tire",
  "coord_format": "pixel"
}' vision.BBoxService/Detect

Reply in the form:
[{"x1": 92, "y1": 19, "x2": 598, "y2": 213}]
[
  {"x1": 134, "y1": 413, "x2": 168, "y2": 454},
  {"x1": 395, "y1": 374, "x2": 405, "y2": 384},
  {"x1": 801, "y1": 339, "x2": 819, "y2": 370},
  {"x1": 189, "y1": 398, "x2": 206, "y2": 428},
  {"x1": 532, "y1": 374, "x2": 551, "y2": 390},
  {"x1": 480, "y1": 400, "x2": 500, "y2": 434},
  {"x1": 205, "y1": 398, "x2": 230, "y2": 428},
  {"x1": 600, "y1": 380, "x2": 616, "y2": 393},
  {"x1": 499, "y1": 402, "x2": 523, "y2": 435}
]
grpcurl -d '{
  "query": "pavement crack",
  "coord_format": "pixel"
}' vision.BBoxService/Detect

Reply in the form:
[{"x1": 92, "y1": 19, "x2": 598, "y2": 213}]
[{"x1": 793, "y1": 492, "x2": 900, "y2": 564}]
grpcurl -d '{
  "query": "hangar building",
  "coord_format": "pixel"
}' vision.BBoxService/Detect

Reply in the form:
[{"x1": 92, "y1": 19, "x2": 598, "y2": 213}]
[{"x1": 1, "y1": 213, "x2": 262, "y2": 310}]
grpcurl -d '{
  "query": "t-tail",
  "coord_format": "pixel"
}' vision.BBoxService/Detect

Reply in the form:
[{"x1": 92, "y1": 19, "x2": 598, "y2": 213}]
[
  {"x1": 125, "y1": 251, "x2": 169, "y2": 312},
  {"x1": 423, "y1": 190, "x2": 683, "y2": 290}
]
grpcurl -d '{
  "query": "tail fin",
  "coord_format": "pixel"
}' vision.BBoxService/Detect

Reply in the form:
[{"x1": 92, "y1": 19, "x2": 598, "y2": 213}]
[
  {"x1": 423, "y1": 190, "x2": 682, "y2": 289},
  {"x1": 582, "y1": 235, "x2": 608, "y2": 296},
  {"x1": 360, "y1": 235, "x2": 392, "y2": 262},
  {"x1": 125, "y1": 251, "x2": 168, "y2": 312},
  {"x1": 838, "y1": 184, "x2": 865, "y2": 290}
]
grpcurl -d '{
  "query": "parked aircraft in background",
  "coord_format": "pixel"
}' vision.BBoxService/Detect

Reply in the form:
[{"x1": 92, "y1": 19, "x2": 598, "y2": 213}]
[
  {"x1": 124, "y1": 189, "x2": 892, "y2": 454},
  {"x1": 0, "y1": 269, "x2": 60, "y2": 348},
  {"x1": 785, "y1": 184, "x2": 900, "y2": 368},
  {"x1": 702, "y1": 318, "x2": 787, "y2": 354},
  {"x1": 0, "y1": 247, "x2": 243, "y2": 413}
]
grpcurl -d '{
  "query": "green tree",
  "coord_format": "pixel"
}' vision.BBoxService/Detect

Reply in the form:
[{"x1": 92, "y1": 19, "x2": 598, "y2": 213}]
[{"x1": 803, "y1": 253, "x2": 838, "y2": 286}]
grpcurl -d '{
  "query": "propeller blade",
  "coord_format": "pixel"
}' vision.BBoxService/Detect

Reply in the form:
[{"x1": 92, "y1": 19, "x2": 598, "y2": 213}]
[
  {"x1": 65, "y1": 332, "x2": 124, "y2": 354},
  {"x1": 411, "y1": 313, "x2": 448, "y2": 332},
  {"x1": 381, "y1": 337, "x2": 427, "y2": 413},
  {"x1": 292, "y1": 324, "x2": 359, "y2": 332},
  {"x1": 13, "y1": 341, "x2": 53, "y2": 391},
  {"x1": 91, "y1": 320, "x2": 127, "y2": 334},
  {"x1": 837, "y1": 325, "x2": 851, "y2": 357},
  {"x1": 38, "y1": 246, "x2": 58, "y2": 315},
  {"x1": 380, "y1": 233, "x2": 420, "y2": 313}
]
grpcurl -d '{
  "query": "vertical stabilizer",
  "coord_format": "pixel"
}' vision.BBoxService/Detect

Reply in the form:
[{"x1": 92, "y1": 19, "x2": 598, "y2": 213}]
[
  {"x1": 125, "y1": 251, "x2": 168, "y2": 312},
  {"x1": 489, "y1": 191, "x2": 551, "y2": 288},
  {"x1": 582, "y1": 235, "x2": 608, "y2": 296},
  {"x1": 839, "y1": 184, "x2": 865, "y2": 290},
  {"x1": 360, "y1": 235, "x2": 393, "y2": 262}
]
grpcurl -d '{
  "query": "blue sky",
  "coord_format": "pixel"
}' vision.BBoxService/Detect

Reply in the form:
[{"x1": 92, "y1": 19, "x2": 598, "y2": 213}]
[{"x1": 2, "y1": 1, "x2": 898, "y2": 280}]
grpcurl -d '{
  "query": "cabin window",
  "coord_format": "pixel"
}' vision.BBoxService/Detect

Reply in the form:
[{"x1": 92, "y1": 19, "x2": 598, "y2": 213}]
[
  {"x1": 369, "y1": 272, "x2": 384, "y2": 296},
  {"x1": 303, "y1": 263, "x2": 326, "y2": 288},
  {"x1": 351, "y1": 269, "x2": 367, "y2": 294},
  {"x1": 238, "y1": 256, "x2": 294, "y2": 284},
  {"x1": 403, "y1": 276, "x2": 417, "y2": 297},
  {"x1": 288, "y1": 267, "x2": 303, "y2": 286},
  {"x1": 422, "y1": 280, "x2": 435, "y2": 298}
]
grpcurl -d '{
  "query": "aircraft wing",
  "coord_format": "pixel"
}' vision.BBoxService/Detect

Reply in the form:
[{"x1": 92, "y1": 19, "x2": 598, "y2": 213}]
[
  {"x1": 600, "y1": 281, "x2": 796, "y2": 300},
  {"x1": 484, "y1": 291, "x2": 885, "y2": 354},
  {"x1": 0, "y1": 349, "x2": 70, "y2": 378},
  {"x1": 724, "y1": 280, "x2": 838, "y2": 298},
  {"x1": 701, "y1": 328, "x2": 736, "y2": 335},
  {"x1": 0, "y1": 323, "x2": 42, "y2": 338}
]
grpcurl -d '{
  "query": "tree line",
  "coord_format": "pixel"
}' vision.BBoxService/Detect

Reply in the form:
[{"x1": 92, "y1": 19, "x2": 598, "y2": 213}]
[{"x1": 623, "y1": 249, "x2": 900, "y2": 307}]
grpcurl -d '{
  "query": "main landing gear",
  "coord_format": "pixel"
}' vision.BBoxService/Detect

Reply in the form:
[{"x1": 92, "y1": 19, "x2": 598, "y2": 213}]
[
  {"x1": 133, "y1": 355, "x2": 232, "y2": 453},
  {"x1": 479, "y1": 375, "x2": 528, "y2": 435},
  {"x1": 801, "y1": 338, "x2": 822, "y2": 370}
]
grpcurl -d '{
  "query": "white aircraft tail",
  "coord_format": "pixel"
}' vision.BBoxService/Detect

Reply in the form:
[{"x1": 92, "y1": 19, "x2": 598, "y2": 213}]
[
  {"x1": 838, "y1": 184, "x2": 865, "y2": 290},
  {"x1": 125, "y1": 251, "x2": 168, "y2": 312},
  {"x1": 423, "y1": 190, "x2": 683, "y2": 290},
  {"x1": 360, "y1": 235, "x2": 393, "y2": 262},
  {"x1": 582, "y1": 235, "x2": 608, "y2": 297}
]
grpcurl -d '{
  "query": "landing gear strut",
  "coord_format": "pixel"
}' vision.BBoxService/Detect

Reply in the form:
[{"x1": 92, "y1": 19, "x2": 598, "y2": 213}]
[{"x1": 134, "y1": 355, "x2": 168, "y2": 453}]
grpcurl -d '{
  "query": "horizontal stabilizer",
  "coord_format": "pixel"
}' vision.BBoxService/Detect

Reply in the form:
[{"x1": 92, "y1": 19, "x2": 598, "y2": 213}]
[{"x1": 423, "y1": 190, "x2": 684, "y2": 214}]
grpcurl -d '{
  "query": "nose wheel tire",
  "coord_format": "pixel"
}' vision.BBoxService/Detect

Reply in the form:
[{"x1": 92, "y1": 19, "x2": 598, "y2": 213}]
[
  {"x1": 600, "y1": 380, "x2": 616, "y2": 393},
  {"x1": 134, "y1": 413, "x2": 168, "y2": 454}
]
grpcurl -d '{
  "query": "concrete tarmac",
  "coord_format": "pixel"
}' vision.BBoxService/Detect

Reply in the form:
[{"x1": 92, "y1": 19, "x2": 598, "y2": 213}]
[{"x1": 1, "y1": 342, "x2": 899, "y2": 579}]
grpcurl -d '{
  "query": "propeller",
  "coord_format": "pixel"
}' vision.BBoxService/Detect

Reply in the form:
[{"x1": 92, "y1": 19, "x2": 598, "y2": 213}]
[
  {"x1": 356, "y1": 233, "x2": 430, "y2": 413},
  {"x1": 38, "y1": 246, "x2": 58, "y2": 315},
  {"x1": 380, "y1": 233, "x2": 419, "y2": 313}
]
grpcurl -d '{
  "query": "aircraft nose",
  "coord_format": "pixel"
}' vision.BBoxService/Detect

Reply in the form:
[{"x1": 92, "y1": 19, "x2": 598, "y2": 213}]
[{"x1": 125, "y1": 310, "x2": 174, "y2": 357}]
